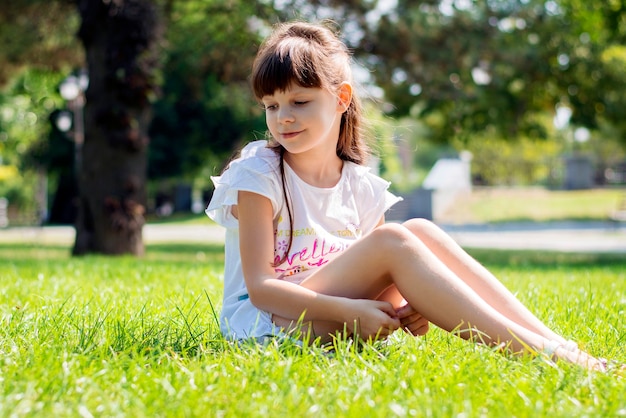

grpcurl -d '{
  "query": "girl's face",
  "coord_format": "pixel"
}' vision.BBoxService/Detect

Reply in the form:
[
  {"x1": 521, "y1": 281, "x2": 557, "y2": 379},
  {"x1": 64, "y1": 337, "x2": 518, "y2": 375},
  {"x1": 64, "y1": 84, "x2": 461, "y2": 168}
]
[{"x1": 262, "y1": 84, "x2": 347, "y2": 158}]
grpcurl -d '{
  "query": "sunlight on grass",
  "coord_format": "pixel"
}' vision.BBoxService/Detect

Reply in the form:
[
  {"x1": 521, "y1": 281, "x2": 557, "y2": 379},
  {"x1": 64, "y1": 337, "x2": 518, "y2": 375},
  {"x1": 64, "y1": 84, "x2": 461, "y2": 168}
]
[
  {"x1": 441, "y1": 187, "x2": 626, "y2": 224},
  {"x1": 1, "y1": 243, "x2": 625, "y2": 417}
]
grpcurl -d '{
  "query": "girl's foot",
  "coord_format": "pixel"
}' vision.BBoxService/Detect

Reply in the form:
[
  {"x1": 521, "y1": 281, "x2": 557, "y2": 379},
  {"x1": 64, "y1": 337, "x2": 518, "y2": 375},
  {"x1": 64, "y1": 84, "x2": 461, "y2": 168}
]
[
  {"x1": 543, "y1": 340, "x2": 605, "y2": 371},
  {"x1": 598, "y1": 358, "x2": 626, "y2": 377}
]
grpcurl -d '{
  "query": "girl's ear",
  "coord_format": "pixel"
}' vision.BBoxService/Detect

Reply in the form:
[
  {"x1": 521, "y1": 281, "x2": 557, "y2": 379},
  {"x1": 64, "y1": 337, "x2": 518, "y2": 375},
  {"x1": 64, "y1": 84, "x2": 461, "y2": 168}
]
[{"x1": 337, "y1": 82, "x2": 353, "y2": 112}]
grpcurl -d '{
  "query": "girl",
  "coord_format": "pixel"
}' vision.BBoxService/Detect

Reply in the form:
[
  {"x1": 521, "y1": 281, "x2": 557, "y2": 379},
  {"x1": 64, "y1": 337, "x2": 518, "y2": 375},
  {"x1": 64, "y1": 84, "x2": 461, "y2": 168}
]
[{"x1": 206, "y1": 21, "x2": 608, "y2": 371}]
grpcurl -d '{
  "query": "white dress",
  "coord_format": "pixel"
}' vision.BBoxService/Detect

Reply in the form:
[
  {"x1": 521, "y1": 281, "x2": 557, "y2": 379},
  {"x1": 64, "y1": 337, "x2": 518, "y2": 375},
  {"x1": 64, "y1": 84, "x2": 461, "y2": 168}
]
[{"x1": 206, "y1": 140, "x2": 401, "y2": 340}]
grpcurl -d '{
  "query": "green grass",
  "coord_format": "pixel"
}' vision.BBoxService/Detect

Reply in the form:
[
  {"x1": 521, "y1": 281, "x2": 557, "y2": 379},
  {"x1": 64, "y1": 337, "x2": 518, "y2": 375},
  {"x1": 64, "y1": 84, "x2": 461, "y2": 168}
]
[
  {"x1": 1, "y1": 243, "x2": 625, "y2": 417},
  {"x1": 440, "y1": 187, "x2": 626, "y2": 224}
]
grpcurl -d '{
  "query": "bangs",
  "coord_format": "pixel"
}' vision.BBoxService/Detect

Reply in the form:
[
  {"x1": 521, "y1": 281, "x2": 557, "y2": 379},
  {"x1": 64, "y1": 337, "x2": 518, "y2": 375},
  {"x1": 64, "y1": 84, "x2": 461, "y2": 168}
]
[{"x1": 252, "y1": 40, "x2": 324, "y2": 99}]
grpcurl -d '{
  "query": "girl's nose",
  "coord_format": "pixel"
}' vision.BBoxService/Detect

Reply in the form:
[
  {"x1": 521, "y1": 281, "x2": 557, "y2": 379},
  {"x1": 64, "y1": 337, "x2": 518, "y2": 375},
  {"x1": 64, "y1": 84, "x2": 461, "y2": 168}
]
[{"x1": 277, "y1": 106, "x2": 295, "y2": 124}]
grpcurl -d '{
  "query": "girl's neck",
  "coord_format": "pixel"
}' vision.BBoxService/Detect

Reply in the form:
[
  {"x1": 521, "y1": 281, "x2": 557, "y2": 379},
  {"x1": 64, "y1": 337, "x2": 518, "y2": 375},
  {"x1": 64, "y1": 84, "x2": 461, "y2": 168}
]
[{"x1": 284, "y1": 151, "x2": 344, "y2": 188}]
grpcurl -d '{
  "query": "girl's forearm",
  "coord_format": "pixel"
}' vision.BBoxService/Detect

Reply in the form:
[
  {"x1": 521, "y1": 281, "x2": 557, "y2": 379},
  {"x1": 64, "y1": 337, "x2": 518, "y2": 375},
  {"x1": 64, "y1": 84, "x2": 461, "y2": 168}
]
[{"x1": 247, "y1": 278, "x2": 349, "y2": 323}]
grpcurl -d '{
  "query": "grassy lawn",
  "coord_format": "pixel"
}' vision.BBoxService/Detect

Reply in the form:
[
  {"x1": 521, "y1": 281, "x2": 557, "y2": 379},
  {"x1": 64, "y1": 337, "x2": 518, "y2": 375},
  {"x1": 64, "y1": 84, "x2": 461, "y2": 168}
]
[
  {"x1": 1, "y1": 242, "x2": 625, "y2": 417},
  {"x1": 439, "y1": 187, "x2": 626, "y2": 224}
]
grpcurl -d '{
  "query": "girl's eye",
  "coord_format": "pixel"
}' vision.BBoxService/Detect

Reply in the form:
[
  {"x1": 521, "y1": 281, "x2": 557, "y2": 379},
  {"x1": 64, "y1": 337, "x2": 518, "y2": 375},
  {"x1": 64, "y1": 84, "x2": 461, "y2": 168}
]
[
  {"x1": 294, "y1": 101, "x2": 309, "y2": 106},
  {"x1": 263, "y1": 104, "x2": 277, "y2": 111}
]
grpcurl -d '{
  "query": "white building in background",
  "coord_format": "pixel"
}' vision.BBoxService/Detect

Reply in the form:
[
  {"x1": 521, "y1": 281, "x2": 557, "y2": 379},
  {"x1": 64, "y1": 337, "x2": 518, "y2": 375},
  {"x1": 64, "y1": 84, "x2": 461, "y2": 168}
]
[
  {"x1": 423, "y1": 151, "x2": 473, "y2": 218},
  {"x1": 388, "y1": 152, "x2": 472, "y2": 222}
]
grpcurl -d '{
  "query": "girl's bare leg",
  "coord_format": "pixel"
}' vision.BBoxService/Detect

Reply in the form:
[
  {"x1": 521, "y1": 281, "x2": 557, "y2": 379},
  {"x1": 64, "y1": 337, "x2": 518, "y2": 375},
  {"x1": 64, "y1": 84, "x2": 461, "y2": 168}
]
[
  {"x1": 285, "y1": 223, "x2": 603, "y2": 370},
  {"x1": 402, "y1": 218, "x2": 571, "y2": 346}
]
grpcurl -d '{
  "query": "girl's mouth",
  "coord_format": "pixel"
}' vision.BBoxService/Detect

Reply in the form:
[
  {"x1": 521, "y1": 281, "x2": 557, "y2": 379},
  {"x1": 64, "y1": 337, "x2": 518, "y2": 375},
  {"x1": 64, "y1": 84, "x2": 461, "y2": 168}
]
[{"x1": 280, "y1": 130, "x2": 302, "y2": 139}]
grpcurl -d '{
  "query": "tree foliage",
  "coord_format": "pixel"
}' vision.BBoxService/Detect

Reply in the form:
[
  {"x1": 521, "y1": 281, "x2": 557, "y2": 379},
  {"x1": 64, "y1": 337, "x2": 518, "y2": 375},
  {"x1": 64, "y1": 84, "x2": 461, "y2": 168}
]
[
  {"x1": 0, "y1": 0, "x2": 83, "y2": 85},
  {"x1": 1, "y1": 0, "x2": 625, "y2": 237},
  {"x1": 290, "y1": 0, "x2": 626, "y2": 145},
  {"x1": 148, "y1": 0, "x2": 273, "y2": 182},
  {"x1": 0, "y1": 0, "x2": 81, "y2": 215},
  {"x1": 554, "y1": 0, "x2": 626, "y2": 136}
]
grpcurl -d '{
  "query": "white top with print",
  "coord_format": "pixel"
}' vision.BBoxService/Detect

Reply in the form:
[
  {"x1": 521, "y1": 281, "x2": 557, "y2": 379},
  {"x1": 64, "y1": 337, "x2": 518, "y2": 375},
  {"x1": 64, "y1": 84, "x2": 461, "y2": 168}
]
[{"x1": 206, "y1": 140, "x2": 401, "y2": 340}]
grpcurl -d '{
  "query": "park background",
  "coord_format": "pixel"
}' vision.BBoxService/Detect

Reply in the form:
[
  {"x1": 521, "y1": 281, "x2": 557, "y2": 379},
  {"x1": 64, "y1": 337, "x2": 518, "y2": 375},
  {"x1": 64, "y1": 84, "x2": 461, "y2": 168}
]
[
  {"x1": 0, "y1": 0, "x2": 625, "y2": 249},
  {"x1": 1, "y1": 1, "x2": 625, "y2": 417}
]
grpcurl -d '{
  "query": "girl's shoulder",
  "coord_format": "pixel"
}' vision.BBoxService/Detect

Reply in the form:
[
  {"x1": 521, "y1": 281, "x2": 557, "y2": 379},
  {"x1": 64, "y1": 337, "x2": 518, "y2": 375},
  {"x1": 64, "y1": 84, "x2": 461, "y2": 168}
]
[
  {"x1": 343, "y1": 161, "x2": 392, "y2": 193},
  {"x1": 207, "y1": 141, "x2": 281, "y2": 226},
  {"x1": 238, "y1": 140, "x2": 277, "y2": 160},
  {"x1": 223, "y1": 140, "x2": 281, "y2": 180}
]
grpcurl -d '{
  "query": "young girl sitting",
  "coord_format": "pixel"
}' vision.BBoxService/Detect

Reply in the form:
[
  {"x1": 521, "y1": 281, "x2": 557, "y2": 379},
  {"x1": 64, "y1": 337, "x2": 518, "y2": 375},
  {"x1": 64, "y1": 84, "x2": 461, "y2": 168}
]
[{"x1": 206, "y1": 21, "x2": 611, "y2": 371}]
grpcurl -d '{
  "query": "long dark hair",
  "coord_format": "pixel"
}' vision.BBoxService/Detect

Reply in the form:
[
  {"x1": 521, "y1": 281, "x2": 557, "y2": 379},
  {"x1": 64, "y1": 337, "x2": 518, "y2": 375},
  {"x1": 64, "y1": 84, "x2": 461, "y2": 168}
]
[{"x1": 251, "y1": 21, "x2": 370, "y2": 265}]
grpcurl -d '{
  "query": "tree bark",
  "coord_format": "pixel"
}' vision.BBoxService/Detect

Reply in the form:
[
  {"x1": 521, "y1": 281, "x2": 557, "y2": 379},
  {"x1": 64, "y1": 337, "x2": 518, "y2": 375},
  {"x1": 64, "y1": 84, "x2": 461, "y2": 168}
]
[{"x1": 73, "y1": 0, "x2": 162, "y2": 255}]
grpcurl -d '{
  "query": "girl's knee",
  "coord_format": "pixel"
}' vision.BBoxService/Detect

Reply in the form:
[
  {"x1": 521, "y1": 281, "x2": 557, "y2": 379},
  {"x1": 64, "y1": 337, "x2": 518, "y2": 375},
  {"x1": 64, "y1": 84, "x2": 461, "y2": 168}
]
[
  {"x1": 371, "y1": 223, "x2": 417, "y2": 250},
  {"x1": 374, "y1": 222, "x2": 412, "y2": 238},
  {"x1": 402, "y1": 218, "x2": 438, "y2": 234}
]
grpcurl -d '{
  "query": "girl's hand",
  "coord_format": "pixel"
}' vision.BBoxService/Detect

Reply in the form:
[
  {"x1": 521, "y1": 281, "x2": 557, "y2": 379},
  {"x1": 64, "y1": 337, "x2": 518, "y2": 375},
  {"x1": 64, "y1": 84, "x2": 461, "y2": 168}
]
[
  {"x1": 343, "y1": 299, "x2": 401, "y2": 341},
  {"x1": 395, "y1": 303, "x2": 430, "y2": 336}
]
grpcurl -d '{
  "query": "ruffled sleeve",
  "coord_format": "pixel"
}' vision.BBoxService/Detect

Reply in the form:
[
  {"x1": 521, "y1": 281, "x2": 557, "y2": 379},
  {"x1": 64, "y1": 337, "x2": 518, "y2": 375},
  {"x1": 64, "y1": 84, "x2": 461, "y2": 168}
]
[
  {"x1": 350, "y1": 163, "x2": 402, "y2": 233},
  {"x1": 205, "y1": 140, "x2": 281, "y2": 229}
]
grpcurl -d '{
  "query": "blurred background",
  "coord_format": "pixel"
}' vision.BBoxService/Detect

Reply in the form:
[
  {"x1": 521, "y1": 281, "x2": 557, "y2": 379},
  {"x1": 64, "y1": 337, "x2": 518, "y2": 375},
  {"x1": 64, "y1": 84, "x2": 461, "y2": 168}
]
[{"x1": 0, "y1": 0, "x2": 624, "y2": 254}]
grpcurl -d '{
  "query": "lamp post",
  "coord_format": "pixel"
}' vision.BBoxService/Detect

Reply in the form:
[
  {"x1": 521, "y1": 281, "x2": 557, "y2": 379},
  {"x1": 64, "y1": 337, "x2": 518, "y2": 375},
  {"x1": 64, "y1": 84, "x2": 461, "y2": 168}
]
[{"x1": 58, "y1": 71, "x2": 89, "y2": 177}]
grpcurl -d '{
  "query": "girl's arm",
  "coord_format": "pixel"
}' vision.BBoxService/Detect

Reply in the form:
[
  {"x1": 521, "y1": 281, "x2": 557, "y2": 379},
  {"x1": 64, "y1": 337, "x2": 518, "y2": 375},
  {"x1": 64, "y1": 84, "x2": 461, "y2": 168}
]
[{"x1": 237, "y1": 190, "x2": 399, "y2": 336}]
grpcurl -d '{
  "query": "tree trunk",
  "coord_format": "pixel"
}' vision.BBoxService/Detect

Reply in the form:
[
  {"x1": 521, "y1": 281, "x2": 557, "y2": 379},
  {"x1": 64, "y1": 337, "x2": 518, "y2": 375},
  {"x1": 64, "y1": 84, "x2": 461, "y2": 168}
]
[{"x1": 73, "y1": 0, "x2": 161, "y2": 255}]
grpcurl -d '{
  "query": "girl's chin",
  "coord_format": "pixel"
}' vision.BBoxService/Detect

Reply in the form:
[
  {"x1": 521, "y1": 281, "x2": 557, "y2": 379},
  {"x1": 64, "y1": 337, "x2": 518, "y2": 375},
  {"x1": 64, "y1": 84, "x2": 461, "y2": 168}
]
[{"x1": 277, "y1": 140, "x2": 307, "y2": 153}]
